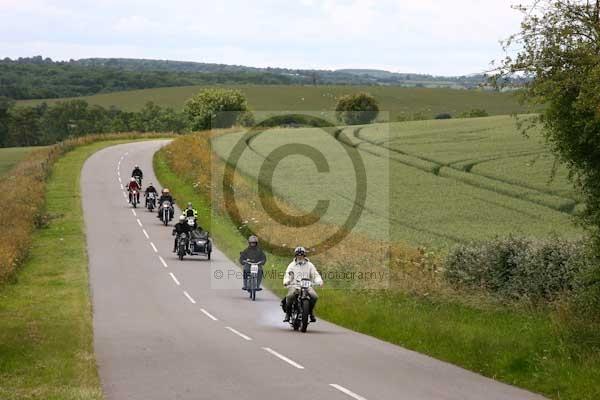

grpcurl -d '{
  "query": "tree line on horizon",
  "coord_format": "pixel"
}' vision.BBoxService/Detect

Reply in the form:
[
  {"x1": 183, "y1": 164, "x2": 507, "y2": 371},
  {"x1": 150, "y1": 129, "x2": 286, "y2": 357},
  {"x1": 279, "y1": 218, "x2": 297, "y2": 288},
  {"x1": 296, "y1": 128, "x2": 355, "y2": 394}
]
[{"x1": 0, "y1": 56, "x2": 498, "y2": 100}]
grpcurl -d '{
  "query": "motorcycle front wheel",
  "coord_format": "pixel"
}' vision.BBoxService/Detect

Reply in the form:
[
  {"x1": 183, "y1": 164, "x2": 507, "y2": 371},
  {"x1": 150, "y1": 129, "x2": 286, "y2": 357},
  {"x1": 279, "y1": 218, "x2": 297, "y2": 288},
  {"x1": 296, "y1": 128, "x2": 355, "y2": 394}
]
[{"x1": 301, "y1": 299, "x2": 310, "y2": 332}]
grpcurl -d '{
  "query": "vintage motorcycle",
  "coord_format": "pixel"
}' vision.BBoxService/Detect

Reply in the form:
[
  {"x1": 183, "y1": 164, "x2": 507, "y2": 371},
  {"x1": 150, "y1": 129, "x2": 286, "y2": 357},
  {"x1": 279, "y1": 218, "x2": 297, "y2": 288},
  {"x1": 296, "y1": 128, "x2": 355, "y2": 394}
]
[
  {"x1": 159, "y1": 200, "x2": 173, "y2": 225},
  {"x1": 283, "y1": 278, "x2": 314, "y2": 333}
]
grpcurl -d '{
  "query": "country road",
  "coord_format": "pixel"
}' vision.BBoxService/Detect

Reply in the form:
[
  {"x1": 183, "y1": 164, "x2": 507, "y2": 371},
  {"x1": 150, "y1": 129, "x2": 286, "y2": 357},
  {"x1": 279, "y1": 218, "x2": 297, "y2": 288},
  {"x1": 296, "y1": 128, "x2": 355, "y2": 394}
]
[{"x1": 81, "y1": 140, "x2": 547, "y2": 400}]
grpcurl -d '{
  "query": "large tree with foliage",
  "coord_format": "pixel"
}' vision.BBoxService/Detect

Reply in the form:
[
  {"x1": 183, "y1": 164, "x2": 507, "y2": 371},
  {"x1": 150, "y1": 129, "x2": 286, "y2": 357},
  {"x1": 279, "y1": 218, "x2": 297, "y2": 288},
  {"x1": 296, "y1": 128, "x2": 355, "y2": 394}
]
[
  {"x1": 495, "y1": 0, "x2": 600, "y2": 315},
  {"x1": 335, "y1": 93, "x2": 379, "y2": 125},
  {"x1": 183, "y1": 88, "x2": 250, "y2": 130}
]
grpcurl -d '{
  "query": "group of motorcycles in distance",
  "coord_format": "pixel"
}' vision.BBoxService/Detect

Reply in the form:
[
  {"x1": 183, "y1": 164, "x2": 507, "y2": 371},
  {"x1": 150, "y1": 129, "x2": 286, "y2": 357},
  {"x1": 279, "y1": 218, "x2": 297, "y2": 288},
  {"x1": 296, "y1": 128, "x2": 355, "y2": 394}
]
[
  {"x1": 126, "y1": 167, "x2": 212, "y2": 261},
  {"x1": 125, "y1": 166, "x2": 317, "y2": 332}
]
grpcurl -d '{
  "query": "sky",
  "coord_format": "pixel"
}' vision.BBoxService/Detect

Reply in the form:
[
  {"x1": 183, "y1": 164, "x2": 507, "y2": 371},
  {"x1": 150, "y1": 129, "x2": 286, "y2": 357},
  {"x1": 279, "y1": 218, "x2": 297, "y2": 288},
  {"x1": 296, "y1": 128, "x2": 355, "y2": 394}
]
[{"x1": 0, "y1": 0, "x2": 526, "y2": 76}]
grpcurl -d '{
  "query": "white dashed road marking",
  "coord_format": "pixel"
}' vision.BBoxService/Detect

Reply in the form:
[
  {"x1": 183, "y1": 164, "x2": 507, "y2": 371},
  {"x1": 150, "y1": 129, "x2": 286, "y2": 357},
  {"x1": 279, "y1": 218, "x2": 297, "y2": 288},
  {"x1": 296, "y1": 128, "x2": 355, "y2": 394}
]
[
  {"x1": 262, "y1": 347, "x2": 304, "y2": 369},
  {"x1": 159, "y1": 256, "x2": 168, "y2": 268},
  {"x1": 225, "y1": 327, "x2": 252, "y2": 341},
  {"x1": 329, "y1": 384, "x2": 368, "y2": 400},
  {"x1": 150, "y1": 242, "x2": 158, "y2": 253},
  {"x1": 169, "y1": 272, "x2": 180, "y2": 286},
  {"x1": 200, "y1": 308, "x2": 218, "y2": 321},
  {"x1": 183, "y1": 291, "x2": 196, "y2": 304},
  {"x1": 142, "y1": 229, "x2": 149, "y2": 239}
]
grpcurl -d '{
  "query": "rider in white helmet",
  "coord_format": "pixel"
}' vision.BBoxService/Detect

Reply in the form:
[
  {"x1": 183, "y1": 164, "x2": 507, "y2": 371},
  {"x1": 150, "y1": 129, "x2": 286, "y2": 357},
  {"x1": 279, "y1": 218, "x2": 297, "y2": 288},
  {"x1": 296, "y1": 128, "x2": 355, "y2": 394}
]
[
  {"x1": 283, "y1": 246, "x2": 323, "y2": 322},
  {"x1": 172, "y1": 215, "x2": 189, "y2": 252}
]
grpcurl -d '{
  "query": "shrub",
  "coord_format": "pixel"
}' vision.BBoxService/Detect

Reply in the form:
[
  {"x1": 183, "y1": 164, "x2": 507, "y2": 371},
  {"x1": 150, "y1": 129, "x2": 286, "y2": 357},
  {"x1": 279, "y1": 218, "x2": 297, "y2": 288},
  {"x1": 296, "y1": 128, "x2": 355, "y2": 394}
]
[
  {"x1": 444, "y1": 236, "x2": 591, "y2": 303},
  {"x1": 183, "y1": 88, "x2": 250, "y2": 131},
  {"x1": 255, "y1": 114, "x2": 334, "y2": 128},
  {"x1": 434, "y1": 113, "x2": 452, "y2": 119},
  {"x1": 458, "y1": 108, "x2": 489, "y2": 118},
  {"x1": 335, "y1": 93, "x2": 379, "y2": 125}
]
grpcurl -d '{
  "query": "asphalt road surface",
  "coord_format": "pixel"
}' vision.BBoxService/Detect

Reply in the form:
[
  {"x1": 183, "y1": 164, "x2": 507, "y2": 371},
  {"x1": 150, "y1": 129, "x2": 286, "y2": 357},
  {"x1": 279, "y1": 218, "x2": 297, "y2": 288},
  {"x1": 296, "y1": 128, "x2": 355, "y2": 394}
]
[{"x1": 82, "y1": 140, "x2": 547, "y2": 400}]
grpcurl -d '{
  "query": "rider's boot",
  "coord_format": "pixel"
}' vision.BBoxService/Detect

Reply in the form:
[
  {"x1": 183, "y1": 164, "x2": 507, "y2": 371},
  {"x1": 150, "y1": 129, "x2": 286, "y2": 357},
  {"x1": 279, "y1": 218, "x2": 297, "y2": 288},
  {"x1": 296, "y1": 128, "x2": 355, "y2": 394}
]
[
  {"x1": 309, "y1": 302, "x2": 317, "y2": 322},
  {"x1": 283, "y1": 305, "x2": 291, "y2": 322}
]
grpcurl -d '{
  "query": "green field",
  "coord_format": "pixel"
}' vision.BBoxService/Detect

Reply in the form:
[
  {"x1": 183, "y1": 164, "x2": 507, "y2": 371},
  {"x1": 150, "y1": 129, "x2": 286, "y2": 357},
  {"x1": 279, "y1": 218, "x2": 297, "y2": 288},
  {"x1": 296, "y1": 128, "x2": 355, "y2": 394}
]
[
  {"x1": 211, "y1": 115, "x2": 581, "y2": 249},
  {"x1": 0, "y1": 146, "x2": 41, "y2": 176},
  {"x1": 18, "y1": 85, "x2": 526, "y2": 120}
]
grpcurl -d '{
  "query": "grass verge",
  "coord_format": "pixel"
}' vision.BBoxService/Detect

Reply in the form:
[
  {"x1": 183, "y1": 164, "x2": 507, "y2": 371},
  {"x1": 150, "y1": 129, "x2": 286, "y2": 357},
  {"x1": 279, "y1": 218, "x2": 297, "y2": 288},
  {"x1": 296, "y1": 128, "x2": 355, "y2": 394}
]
[
  {"x1": 155, "y1": 145, "x2": 599, "y2": 400},
  {"x1": 0, "y1": 140, "x2": 147, "y2": 400}
]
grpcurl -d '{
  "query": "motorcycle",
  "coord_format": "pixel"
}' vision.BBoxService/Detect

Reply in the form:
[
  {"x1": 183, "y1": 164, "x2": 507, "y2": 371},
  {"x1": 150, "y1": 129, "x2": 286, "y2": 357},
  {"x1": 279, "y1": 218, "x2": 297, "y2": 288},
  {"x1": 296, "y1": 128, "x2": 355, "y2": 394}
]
[
  {"x1": 129, "y1": 189, "x2": 140, "y2": 208},
  {"x1": 146, "y1": 192, "x2": 156, "y2": 212},
  {"x1": 244, "y1": 259, "x2": 263, "y2": 301},
  {"x1": 176, "y1": 229, "x2": 212, "y2": 261},
  {"x1": 160, "y1": 200, "x2": 173, "y2": 225},
  {"x1": 286, "y1": 278, "x2": 313, "y2": 332},
  {"x1": 177, "y1": 232, "x2": 189, "y2": 261}
]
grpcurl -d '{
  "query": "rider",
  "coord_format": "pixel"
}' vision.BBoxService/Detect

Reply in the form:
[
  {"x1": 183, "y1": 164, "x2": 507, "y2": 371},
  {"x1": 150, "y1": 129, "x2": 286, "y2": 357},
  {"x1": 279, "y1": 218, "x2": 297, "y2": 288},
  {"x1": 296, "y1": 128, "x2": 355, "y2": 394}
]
[
  {"x1": 239, "y1": 235, "x2": 266, "y2": 291},
  {"x1": 283, "y1": 246, "x2": 322, "y2": 323},
  {"x1": 184, "y1": 202, "x2": 198, "y2": 229},
  {"x1": 131, "y1": 165, "x2": 143, "y2": 185},
  {"x1": 157, "y1": 188, "x2": 174, "y2": 219},
  {"x1": 126, "y1": 177, "x2": 141, "y2": 204},
  {"x1": 144, "y1": 183, "x2": 158, "y2": 207},
  {"x1": 172, "y1": 215, "x2": 191, "y2": 252}
]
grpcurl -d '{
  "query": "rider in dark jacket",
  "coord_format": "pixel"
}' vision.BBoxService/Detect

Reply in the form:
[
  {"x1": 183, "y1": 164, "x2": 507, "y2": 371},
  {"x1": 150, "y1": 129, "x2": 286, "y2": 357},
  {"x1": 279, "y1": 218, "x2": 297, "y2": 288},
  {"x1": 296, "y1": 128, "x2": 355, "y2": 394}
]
[
  {"x1": 144, "y1": 183, "x2": 158, "y2": 207},
  {"x1": 239, "y1": 235, "x2": 267, "y2": 290},
  {"x1": 157, "y1": 188, "x2": 174, "y2": 219},
  {"x1": 172, "y1": 215, "x2": 191, "y2": 252},
  {"x1": 145, "y1": 183, "x2": 157, "y2": 196},
  {"x1": 132, "y1": 165, "x2": 143, "y2": 182}
]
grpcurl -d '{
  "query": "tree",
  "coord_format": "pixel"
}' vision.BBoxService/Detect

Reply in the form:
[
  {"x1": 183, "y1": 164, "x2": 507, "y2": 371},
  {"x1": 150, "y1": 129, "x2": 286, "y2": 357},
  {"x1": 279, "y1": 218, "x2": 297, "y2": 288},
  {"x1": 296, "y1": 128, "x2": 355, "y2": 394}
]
[
  {"x1": 495, "y1": 0, "x2": 600, "y2": 316},
  {"x1": 7, "y1": 105, "x2": 43, "y2": 146},
  {"x1": 183, "y1": 88, "x2": 250, "y2": 130},
  {"x1": 40, "y1": 100, "x2": 93, "y2": 143},
  {"x1": 0, "y1": 96, "x2": 14, "y2": 146},
  {"x1": 335, "y1": 93, "x2": 379, "y2": 125}
]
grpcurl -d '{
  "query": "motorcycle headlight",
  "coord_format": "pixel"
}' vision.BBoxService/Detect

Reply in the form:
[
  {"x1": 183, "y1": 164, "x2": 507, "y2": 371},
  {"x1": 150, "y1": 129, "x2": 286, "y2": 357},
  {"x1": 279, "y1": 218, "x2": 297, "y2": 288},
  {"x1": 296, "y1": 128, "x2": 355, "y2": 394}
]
[{"x1": 197, "y1": 240, "x2": 206, "y2": 244}]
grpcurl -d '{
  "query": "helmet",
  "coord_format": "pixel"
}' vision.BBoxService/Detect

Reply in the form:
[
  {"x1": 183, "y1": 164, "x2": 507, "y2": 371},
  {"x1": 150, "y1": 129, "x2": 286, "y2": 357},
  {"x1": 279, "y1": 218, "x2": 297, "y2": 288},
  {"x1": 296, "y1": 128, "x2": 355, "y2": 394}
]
[
  {"x1": 148, "y1": 183, "x2": 153, "y2": 187},
  {"x1": 294, "y1": 246, "x2": 306, "y2": 256},
  {"x1": 187, "y1": 202, "x2": 193, "y2": 208},
  {"x1": 130, "y1": 177, "x2": 136, "y2": 182},
  {"x1": 135, "y1": 165, "x2": 139, "y2": 168},
  {"x1": 163, "y1": 188, "x2": 170, "y2": 193},
  {"x1": 248, "y1": 235, "x2": 258, "y2": 244},
  {"x1": 179, "y1": 215, "x2": 185, "y2": 221}
]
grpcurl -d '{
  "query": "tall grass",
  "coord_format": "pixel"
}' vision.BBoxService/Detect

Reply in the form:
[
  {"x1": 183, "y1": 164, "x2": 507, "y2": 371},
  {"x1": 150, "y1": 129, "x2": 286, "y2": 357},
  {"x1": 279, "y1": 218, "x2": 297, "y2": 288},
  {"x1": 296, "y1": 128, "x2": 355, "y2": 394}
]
[{"x1": 0, "y1": 132, "x2": 175, "y2": 284}]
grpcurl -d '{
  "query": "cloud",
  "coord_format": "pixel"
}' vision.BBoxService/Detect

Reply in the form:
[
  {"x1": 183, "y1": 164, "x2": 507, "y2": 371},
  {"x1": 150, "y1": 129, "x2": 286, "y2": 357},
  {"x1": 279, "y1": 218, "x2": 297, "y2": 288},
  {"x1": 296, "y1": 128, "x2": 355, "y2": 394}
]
[
  {"x1": 0, "y1": 0, "x2": 529, "y2": 75},
  {"x1": 113, "y1": 15, "x2": 160, "y2": 34}
]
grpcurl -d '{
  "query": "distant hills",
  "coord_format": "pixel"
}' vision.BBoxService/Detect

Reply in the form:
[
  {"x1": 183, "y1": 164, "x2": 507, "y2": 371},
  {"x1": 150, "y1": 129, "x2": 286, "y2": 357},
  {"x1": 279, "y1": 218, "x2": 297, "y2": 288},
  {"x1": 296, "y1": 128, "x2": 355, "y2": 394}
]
[
  {"x1": 71, "y1": 58, "x2": 489, "y2": 88},
  {"x1": 1, "y1": 56, "x2": 495, "y2": 100}
]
